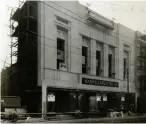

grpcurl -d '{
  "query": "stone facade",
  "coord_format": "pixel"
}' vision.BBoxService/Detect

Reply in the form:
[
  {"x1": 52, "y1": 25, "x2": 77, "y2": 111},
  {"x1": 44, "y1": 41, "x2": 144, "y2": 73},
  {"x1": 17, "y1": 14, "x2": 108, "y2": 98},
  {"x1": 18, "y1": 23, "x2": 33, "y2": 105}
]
[{"x1": 37, "y1": 1, "x2": 140, "y2": 114}]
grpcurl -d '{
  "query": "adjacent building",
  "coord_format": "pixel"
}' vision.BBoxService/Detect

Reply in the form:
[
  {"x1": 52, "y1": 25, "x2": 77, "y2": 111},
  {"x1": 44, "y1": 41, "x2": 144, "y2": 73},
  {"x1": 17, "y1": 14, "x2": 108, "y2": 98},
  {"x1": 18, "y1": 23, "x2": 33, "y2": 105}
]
[
  {"x1": 6, "y1": 1, "x2": 146, "y2": 114},
  {"x1": 135, "y1": 33, "x2": 146, "y2": 113}
]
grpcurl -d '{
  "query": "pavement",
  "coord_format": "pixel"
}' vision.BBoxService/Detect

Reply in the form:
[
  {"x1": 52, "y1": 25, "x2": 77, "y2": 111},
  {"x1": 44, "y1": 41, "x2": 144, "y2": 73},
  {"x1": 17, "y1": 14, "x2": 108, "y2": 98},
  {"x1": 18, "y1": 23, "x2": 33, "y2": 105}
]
[{"x1": 1, "y1": 114, "x2": 146, "y2": 123}]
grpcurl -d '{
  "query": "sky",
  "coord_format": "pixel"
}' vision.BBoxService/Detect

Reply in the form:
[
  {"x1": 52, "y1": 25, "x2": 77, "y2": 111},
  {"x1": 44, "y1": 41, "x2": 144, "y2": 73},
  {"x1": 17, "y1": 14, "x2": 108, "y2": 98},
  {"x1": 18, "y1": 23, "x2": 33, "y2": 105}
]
[
  {"x1": 0, "y1": 0, "x2": 146, "y2": 72},
  {"x1": 0, "y1": 0, "x2": 19, "y2": 71}
]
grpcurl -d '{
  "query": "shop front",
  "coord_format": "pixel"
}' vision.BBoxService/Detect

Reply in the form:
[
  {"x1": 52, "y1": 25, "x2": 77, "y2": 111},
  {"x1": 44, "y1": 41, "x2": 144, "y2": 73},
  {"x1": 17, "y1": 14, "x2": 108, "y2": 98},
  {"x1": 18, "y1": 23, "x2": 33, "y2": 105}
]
[
  {"x1": 45, "y1": 76, "x2": 135, "y2": 114},
  {"x1": 46, "y1": 88, "x2": 135, "y2": 114}
]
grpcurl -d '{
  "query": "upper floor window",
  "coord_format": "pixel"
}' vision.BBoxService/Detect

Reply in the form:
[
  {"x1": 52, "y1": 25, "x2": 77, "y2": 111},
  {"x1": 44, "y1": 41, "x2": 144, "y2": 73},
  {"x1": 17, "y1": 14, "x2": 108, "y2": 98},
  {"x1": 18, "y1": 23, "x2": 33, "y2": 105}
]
[
  {"x1": 123, "y1": 58, "x2": 127, "y2": 80},
  {"x1": 96, "y1": 50, "x2": 101, "y2": 76},
  {"x1": 123, "y1": 51, "x2": 129, "y2": 80},
  {"x1": 108, "y1": 46, "x2": 115, "y2": 78},
  {"x1": 82, "y1": 46, "x2": 88, "y2": 73},
  {"x1": 96, "y1": 42, "x2": 103, "y2": 76},
  {"x1": 56, "y1": 27, "x2": 68, "y2": 71},
  {"x1": 108, "y1": 54, "x2": 112, "y2": 78},
  {"x1": 82, "y1": 37, "x2": 90, "y2": 74},
  {"x1": 29, "y1": 3, "x2": 37, "y2": 19},
  {"x1": 57, "y1": 38, "x2": 65, "y2": 69}
]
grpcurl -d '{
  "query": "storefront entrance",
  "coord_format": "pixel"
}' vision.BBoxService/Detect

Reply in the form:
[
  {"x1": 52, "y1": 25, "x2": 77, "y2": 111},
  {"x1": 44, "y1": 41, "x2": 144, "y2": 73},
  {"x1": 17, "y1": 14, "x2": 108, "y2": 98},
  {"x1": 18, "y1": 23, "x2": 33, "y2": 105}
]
[
  {"x1": 89, "y1": 95, "x2": 96, "y2": 112},
  {"x1": 78, "y1": 92, "x2": 97, "y2": 112},
  {"x1": 47, "y1": 89, "x2": 99, "y2": 113},
  {"x1": 107, "y1": 93, "x2": 121, "y2": 110},
  {"x1": 46, "y1": 88, "x2": 135, "y2": 113}
]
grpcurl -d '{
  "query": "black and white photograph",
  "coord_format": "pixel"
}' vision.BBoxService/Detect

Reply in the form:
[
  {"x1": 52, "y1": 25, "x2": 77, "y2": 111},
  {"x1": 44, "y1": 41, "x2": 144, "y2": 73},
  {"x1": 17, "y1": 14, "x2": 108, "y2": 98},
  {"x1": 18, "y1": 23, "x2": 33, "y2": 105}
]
[{"x1": 0, "y1": 0, "x2": 146, "y2": 123}]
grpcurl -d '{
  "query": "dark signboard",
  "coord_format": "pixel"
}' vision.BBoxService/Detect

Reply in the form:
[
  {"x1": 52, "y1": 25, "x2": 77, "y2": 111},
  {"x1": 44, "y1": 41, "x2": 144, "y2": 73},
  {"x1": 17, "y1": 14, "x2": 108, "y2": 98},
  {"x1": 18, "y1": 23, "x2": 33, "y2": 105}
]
[{"x1": 82, "y1": 78, "x2": 119, "y2": 87}]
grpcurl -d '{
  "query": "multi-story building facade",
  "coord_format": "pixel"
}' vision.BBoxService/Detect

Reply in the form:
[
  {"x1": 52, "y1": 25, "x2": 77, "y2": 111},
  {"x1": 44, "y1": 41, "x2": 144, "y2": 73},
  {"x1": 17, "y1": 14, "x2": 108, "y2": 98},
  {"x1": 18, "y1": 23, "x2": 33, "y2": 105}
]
[
  {"x1": 135, "y1": 32, "x2": 146, "y2": 113},
  {"x1": 9, "y1": 1, "x2": 144, "y2": 114},
  {"x1": 38, "y1": 1, "x2": 138, "y2": 114}
]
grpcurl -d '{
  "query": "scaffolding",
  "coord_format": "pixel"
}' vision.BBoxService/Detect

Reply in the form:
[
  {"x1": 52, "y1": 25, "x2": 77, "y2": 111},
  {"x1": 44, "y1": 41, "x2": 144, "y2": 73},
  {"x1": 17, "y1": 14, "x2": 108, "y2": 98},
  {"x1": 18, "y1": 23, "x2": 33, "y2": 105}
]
[
  {"x1": 10, "y1": 1, "x2": 24, "y2": 65},
  {"x1": 9, "y1": 0, "x2": 40, "y2": 112}
]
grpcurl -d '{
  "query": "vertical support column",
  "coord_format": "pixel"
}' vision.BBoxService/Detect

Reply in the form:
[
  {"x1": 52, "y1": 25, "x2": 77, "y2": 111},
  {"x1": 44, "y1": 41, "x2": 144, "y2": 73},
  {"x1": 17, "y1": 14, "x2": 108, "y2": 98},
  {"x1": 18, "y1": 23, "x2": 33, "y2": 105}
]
[
  {"x1": 95, "y1": 93, "x2": 98, "y2": 111},
  {"x1": 103, "y1": 44, "x2": 108, "y2": 77},
  {"x1": 42, "y1": 84, "x2": 47, "y2": 118},
  {"x1": 119, "y1": 42, "x2": 123, "y2": 80},
  {"x1": 79, "y1": 35, "x2": 82, "y2": 74},
  {"x1": 68, "y1": 30, "x2": 71, "y2": 72},
  {"x1": 76, "y1": 91, "x2": 79, "y2": 111}
]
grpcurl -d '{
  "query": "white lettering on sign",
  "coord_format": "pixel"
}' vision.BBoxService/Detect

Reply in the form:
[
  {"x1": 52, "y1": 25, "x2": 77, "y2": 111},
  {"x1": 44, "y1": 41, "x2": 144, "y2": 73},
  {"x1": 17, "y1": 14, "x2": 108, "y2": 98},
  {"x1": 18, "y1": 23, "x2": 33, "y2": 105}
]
[{"x1": 82, "y1": 78, "x2": 119, "y2": 87}]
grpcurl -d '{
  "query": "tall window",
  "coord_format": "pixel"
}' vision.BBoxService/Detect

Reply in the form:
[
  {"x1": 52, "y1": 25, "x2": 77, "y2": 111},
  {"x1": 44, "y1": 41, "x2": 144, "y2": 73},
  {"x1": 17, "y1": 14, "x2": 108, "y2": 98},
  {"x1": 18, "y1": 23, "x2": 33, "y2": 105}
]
[
  {"x1": 123, "y1": 51, "x2": 129, "y2": 80},
  {"x1": 82, "y1": 46, "x2": 88, "y2": 73},
  {"x1": 96, "y1": 50, "x2": 101, "y2": 76},
  {"x1": 123, "y1": 58, "x2": 126, "y2": 80},
  {"x1": 108, "y1": 54, "x2": 112, "y2": 77},
  {"x1": 57, "y1": 38, "x2": 65, "y2": 69},
  {"x1": 108, "y1": 46, "x2": 115, "y2": 78},
  {"x1": 96, "y1": 42, "x2": 103, "y2": 76}
]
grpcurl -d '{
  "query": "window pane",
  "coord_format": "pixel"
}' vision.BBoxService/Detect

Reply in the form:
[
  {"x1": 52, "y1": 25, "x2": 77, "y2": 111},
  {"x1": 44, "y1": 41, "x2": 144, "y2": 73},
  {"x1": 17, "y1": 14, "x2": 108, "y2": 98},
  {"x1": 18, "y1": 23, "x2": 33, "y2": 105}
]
[
  {"x1": 108, "y1": 54, "x2": 112, "y2": 77},
  {"x1": 82, "y1": 46, "x2": 88, "y2": 73},
  {"x1": 96, "y1": 50, "x2": 101, "y2": 76},
  {"x1": 124, "y1": 58, "x2": 126, "y2": 79},
  {"x1": 57, "y1": 38, "x2": 65, "y2": 69}
]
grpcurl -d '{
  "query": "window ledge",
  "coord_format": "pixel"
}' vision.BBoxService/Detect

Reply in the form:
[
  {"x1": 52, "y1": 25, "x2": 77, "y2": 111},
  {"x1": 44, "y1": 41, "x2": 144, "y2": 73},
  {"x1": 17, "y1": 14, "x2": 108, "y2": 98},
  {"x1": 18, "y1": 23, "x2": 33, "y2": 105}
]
[{"x1": 55, "y1": 20, "x2": 71, "y2": 31}]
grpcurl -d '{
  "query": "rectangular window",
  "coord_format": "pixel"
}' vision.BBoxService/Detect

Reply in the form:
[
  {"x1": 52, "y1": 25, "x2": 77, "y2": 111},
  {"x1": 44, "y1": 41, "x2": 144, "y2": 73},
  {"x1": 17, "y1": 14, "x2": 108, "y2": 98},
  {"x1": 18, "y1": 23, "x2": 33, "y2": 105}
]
[
  {"x1": 96, "y1": 50, "x2": 101, "y2": 76},
  {"x1": 57, "y1": 38, "x2": 65, "y2": 69},
  {"x1": 108, "y1": 54, "x2": 112, "y2": 77},
  {"x1": 29, "y1": 5, "x2": 37, "y2": 19},
  {"x1": 108, "y1": 46, "x2": 115, "y2": 78},
  {"x1": 123, "y1": 58, "x2": 126, "y2": 80},
  {"x1": 82, "y1": 46, "x2": 88, "y2": 73},
  {"x1": 123, "y1": 51, "x2": 129, "y2": 80}
]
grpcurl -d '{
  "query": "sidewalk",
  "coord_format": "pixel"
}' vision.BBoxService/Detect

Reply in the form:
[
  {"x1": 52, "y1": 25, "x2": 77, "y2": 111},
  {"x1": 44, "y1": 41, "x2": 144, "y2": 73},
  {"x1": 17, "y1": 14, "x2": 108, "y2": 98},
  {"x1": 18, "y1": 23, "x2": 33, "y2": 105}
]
[
  {"x1": 1, "y1": 114, "x2": 144, "y2": 123},
  {"x1": 44, "y1": 115, "x2": 146, "y2": 123}
]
